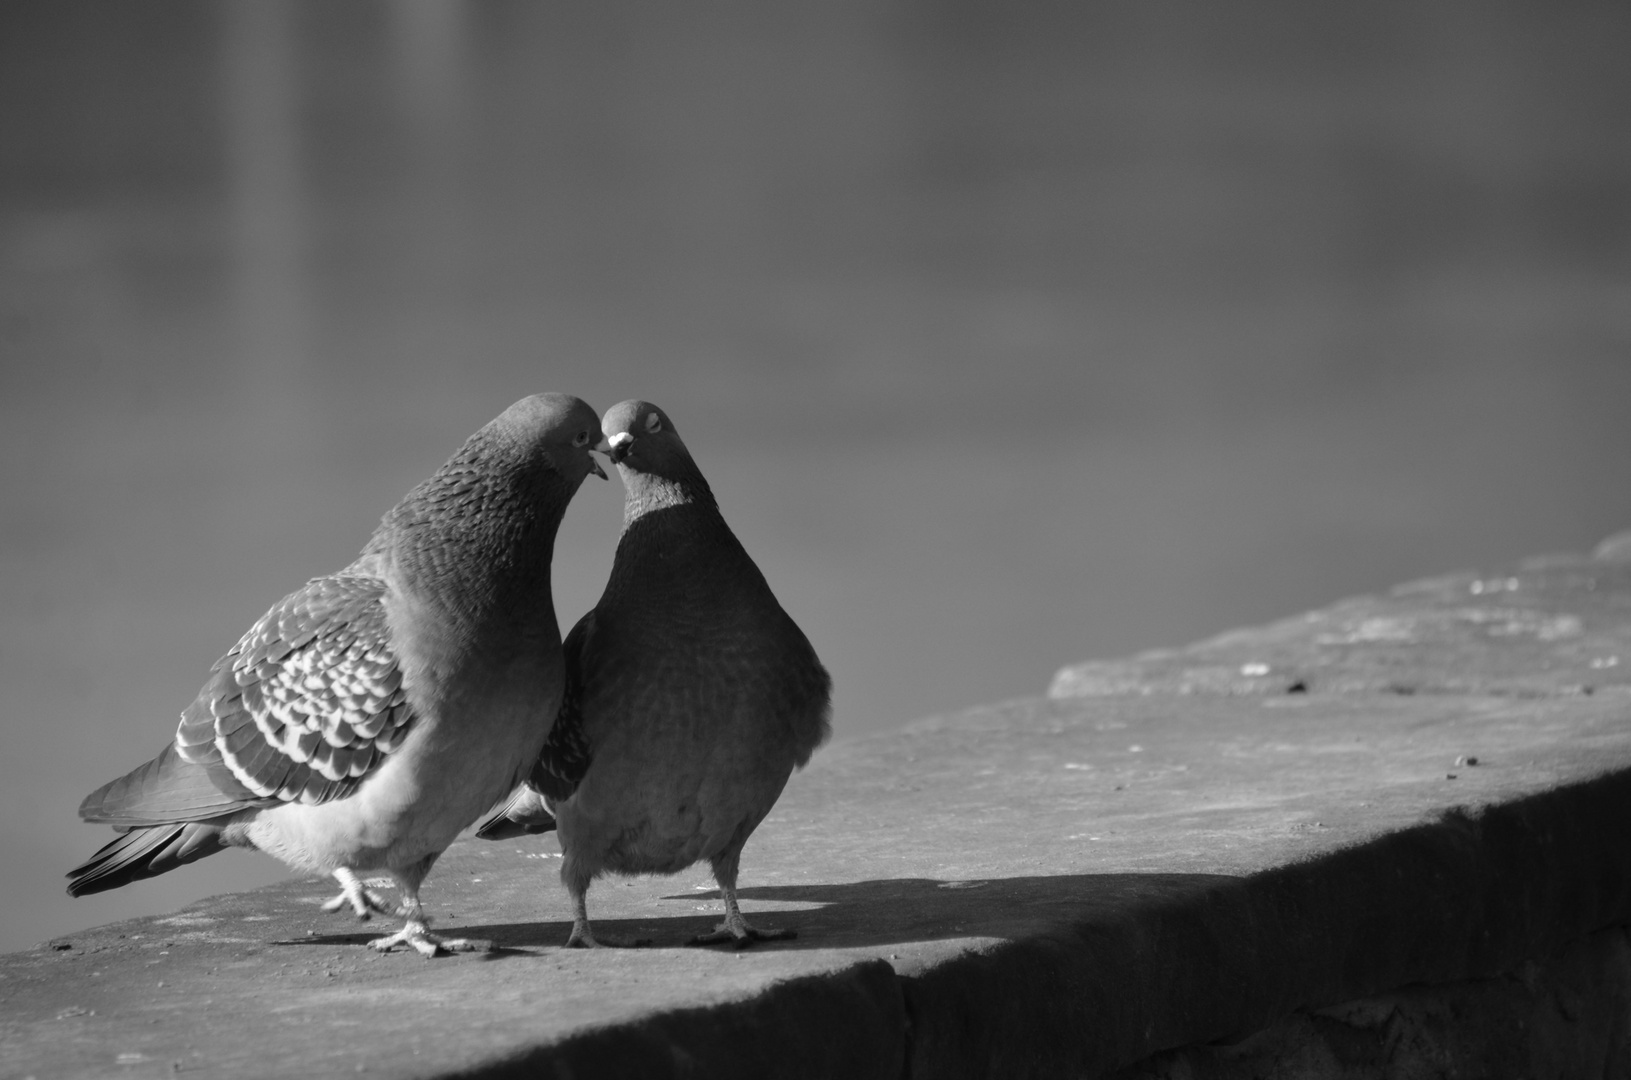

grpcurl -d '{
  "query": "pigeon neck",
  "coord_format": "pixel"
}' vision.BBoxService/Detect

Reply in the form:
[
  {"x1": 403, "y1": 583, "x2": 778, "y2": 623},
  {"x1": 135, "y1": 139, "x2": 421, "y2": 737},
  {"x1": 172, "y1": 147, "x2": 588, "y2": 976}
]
[
  {"x1": 373, "y1": 438, "x2": 573, "y2": 619},
  {"x1": 620, "y1": 469, "x2": 714, "y2": 528}
]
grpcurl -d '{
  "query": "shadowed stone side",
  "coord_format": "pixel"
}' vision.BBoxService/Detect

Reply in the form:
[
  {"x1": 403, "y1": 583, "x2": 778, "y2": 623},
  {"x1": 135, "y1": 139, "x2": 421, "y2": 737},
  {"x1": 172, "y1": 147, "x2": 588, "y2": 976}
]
[
  {"x1": 1111, "y1": 926, "x2": 1631, "y2": 1080},
  {"x1": 897, "y1": 770, "x2": 1631, "y2": 1079},
  {"x1": 477, "y1": 961, "x2": 905, "y2": 1080}
]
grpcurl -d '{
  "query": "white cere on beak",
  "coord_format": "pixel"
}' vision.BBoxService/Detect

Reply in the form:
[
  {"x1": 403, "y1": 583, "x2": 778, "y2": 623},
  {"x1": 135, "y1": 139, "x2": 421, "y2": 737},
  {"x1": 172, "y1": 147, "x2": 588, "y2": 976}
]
[{"x1": 608, "y1": 431, "x2": 635, "y2": 450}]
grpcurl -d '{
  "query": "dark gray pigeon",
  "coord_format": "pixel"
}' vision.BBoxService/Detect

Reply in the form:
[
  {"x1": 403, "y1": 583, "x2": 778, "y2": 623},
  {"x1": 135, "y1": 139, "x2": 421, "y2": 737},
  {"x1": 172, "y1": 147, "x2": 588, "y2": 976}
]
[{"x1": 479, "y1": 399, "x2": 831, "y2": 948}]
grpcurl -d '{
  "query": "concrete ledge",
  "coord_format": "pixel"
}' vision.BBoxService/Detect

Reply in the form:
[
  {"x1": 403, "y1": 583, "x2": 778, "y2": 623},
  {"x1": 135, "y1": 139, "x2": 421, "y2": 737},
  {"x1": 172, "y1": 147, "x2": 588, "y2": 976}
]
[
  {"x1": 1050, "y1": 531, "x2": 1631, "y2": 700},
  {"x1": 4, "y1": 537, "x2": 1630, "y2": 1077}
]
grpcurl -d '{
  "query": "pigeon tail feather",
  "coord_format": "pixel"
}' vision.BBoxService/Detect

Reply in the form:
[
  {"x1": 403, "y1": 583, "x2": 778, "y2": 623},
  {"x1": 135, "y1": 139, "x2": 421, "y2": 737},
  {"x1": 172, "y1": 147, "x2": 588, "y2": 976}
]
[
  {"x1": 473, "y1": 785, "x2": 556, "y2": 840},
  {"x1": 66, "y1": 821, "x2": 231, "y2": 896}
]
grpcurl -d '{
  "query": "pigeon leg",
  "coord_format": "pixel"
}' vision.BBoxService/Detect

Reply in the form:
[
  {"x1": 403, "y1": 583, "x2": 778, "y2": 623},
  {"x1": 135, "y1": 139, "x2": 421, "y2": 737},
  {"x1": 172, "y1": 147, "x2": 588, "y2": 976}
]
[
  {"x1": 367, "y1": 859, "x2": 483, "y2": 957},
  {"x1": 561, "y1": 883, "x2": 603, "y2": 948},
  {"x1": 688, "y1": 850, "x2": 795, "y2": 948},
  {"x1": 561, "y1": 863, "x2": 650, "y2": 948},
  {"x1": 321, "y1": 867, "x2": 391, "y2": 921}
]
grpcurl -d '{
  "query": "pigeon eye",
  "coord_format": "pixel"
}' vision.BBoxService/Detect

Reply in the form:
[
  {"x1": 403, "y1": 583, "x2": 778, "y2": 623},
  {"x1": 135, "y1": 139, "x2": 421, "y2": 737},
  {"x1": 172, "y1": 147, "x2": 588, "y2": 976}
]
[
  {"x1": 572, "y1": 430, "x2": 591, "y2": 447},
  {"x1": 644, "y1": 414, "x2": 662, "y2": 434}
]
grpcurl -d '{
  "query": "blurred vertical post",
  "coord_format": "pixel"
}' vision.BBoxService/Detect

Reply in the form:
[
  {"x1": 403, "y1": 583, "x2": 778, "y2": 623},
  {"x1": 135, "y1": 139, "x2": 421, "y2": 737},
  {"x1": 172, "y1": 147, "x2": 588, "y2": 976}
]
[
  {"x1": 391, "y1": 0, "x2": 469, "y2": 341},
  {"x1": 222, "y1": 0, "x2": 309, "y2": 414}
]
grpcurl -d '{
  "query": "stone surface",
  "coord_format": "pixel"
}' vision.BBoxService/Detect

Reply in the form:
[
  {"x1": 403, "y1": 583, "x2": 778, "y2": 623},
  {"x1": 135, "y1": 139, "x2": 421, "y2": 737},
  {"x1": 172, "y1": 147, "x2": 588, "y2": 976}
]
[
  {"x1": 1049, "y1": 548, "x2": 1631, "y2": 700},
  {"x1": 4, "y1": 539, "x2": 1631, "y2": 1078}
]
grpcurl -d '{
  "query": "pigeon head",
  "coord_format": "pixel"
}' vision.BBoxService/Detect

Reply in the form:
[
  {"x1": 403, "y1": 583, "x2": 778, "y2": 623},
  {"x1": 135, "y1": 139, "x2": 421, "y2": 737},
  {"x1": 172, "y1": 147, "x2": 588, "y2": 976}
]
[
  {"x1": 598, "y1": 400, "x2": 689, "y2": 474},
  {"x1": 490, "y1": 393, "x2": 609, "y2": 485},
  {"x1": 598, "y1": 400, "x2": 713, "y2": 516},
  {"x1": 370, "y1": 393, "x2": 607, "y2": 591}
]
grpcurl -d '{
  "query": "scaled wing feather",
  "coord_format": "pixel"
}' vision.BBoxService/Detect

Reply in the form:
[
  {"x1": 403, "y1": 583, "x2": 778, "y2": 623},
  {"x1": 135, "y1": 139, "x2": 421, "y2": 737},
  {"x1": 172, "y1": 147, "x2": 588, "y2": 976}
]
[
  {"x1": 190, "y1": 572, "x2": 416, "y2": 805},
  {"x1": 82, "y1": 571, "x2": 417, "y2": 829}
]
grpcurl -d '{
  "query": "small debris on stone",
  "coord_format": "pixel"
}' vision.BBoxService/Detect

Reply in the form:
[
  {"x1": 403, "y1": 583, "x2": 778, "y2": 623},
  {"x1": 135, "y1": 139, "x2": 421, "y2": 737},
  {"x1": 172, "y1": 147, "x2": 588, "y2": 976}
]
[
  {"x1": 1286, "y1": 680, "x2": 1309, "y2": 693},
  {"x1": 1454, "y1": 755, "x2": 1480, "y2": 767},
  {"x1": 1446, "y1": 773, "x2": 1458, "y2": 780},
  {"x1": 1240, "y1": 662, "x2": 1270, "y2": 676}
]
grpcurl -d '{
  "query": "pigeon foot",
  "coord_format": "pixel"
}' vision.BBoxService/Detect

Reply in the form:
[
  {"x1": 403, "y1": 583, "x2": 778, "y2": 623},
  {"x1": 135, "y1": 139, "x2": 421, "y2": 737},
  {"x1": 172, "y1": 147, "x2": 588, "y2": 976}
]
[
  {"x1": 563, "y1": 921, "x2": 652, "y2": 949},
  {"x1": 687, "y1": 919, "x2": 796, "y2": 949},
  {"x1": 322, "y1": 869, "x2": 391, "y2": 921},
  {"x1": 368, "y1": 921, "x2": 484, "y2": 957}
]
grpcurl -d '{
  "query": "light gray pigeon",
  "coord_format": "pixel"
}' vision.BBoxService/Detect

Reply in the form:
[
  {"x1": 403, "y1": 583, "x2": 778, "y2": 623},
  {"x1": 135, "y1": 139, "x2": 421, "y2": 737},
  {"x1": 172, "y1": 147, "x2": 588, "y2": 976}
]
[
  {"x1": 478, "y1": 399, "x2": 831, "y2": 948},
  {"x1": 68, "y1": 394, "x2": 606, "y2": 956}
]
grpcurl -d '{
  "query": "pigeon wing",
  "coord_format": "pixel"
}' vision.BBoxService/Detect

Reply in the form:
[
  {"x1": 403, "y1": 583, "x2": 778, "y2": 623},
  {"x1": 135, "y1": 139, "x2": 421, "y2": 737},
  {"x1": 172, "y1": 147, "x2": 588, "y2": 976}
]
[
  {"x1": 530, "y1": 609, "x2": 594, "y2": 800},
  {"x1": 75, "y1": 740, "x2": 263, "y2": 825},
  {"x1": 80, "y1": 571, "x2": 417, "y2": 827},
  {"x1": 186, "y1": 570, "x2": 415, "y2": 806}
]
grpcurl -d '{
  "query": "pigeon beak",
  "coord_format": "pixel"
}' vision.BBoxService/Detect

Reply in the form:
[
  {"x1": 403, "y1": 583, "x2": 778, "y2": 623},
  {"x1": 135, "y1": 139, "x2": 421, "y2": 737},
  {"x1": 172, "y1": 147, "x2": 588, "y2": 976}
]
[
  {"x1": 602, "y1": 431, "x2": 635, "y2": 465},
  {"x1": 586, "y1": 454, "x2": 608, "y2": 481}
]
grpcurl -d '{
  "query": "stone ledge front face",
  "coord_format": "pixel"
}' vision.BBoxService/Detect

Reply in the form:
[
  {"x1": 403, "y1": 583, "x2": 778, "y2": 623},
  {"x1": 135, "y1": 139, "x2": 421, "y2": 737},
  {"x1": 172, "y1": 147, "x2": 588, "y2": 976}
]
[
  {"x1": 1110, "y1": 926, "x2": 1631, "y2": 1080},
  {"x1": 4, "y1": 539, "x2": 1630, "y2": 1078}
]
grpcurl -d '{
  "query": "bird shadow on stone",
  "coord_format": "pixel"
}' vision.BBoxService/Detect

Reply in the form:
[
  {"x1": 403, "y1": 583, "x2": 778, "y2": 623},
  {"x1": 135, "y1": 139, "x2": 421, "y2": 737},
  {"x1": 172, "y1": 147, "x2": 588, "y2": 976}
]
[{"x1": 436, "y1": 872, "x2": 1242, "y2": 953}]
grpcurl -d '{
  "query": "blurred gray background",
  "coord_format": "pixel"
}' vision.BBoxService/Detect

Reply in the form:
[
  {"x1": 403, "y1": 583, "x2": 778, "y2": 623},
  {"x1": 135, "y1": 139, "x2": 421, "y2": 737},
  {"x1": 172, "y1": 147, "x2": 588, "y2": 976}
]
[{"x1": 2, "y1": 0, "x2": 1628, "y2": 955}]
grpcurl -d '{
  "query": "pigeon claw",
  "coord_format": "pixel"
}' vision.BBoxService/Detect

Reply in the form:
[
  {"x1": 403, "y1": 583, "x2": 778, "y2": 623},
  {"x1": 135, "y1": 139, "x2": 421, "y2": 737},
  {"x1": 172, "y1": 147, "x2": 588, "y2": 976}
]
[
  {"x1": 687, "y1": 919, "x2": 797, "y2": 949},
  {"x1": 563, "y1": 923, "x2": 652, "y2": 949},
  {"x1": 368, "y1": 921, "x2": 485, "y2": 957},
  {"x1": 321, "y1": 876, "x2": 392, "y2": 922}
]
